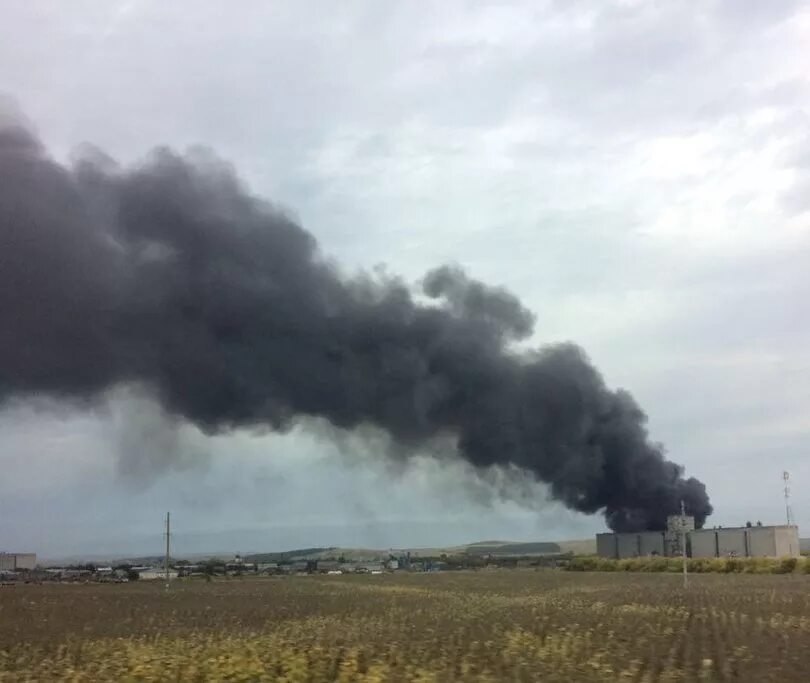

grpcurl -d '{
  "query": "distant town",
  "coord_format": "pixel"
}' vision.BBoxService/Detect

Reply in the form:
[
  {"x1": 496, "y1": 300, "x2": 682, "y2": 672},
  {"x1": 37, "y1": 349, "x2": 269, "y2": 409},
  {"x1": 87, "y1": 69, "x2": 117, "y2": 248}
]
[
  {"x1": 4, "y1": 529, "x2": 810, "y2": 585},
  {"x1": 0, "y1": 540, "x2": 593, "y2": 584}
]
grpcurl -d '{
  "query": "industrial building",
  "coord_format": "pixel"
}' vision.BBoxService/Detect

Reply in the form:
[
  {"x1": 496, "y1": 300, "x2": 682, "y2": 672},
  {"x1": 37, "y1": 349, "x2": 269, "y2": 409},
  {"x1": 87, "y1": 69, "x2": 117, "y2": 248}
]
[
  {"x1": 597, "y1": 517, "x2": 800, "y2": 559},
  {"x1": 689, "y1": 525, "x2": 800, "y2": 558},
  {"x1": 0, "y1": 553, "x2": 37, "y2": 570}
]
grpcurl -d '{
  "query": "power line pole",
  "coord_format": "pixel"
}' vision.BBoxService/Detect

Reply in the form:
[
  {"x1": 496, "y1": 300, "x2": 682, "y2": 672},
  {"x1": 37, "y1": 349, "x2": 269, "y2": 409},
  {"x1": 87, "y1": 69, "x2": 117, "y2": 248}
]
[
  {"x1": 681, "y1": 500, "x2": 688, "y2": 589},
  {"x1": 164, "y1": 511, "x2": 171, "y2": 587}
]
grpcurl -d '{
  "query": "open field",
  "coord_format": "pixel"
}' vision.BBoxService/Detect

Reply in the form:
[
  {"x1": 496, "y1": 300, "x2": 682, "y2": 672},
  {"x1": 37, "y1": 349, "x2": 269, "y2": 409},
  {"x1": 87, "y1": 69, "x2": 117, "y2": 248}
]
[{"x1": 2, "y1": 572, "x2": 810, "y2": 681}]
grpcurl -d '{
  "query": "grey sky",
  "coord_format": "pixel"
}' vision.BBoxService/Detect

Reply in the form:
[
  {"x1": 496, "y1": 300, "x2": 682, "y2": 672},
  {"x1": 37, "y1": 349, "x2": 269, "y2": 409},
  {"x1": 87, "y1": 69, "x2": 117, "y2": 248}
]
[{"x1": 1, "y1": 0, "x2": 809, "y2": 558}]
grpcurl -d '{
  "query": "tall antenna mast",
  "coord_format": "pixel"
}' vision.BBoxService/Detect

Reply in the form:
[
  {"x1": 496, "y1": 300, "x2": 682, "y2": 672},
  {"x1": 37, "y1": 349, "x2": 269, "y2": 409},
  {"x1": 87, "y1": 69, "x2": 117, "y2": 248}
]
[
  {"x1": 164, "y1": 511, "x2": 171, "y2": 586},
  {"x1": 783, "y1": 471, "x2": 793, "y2": 526}
]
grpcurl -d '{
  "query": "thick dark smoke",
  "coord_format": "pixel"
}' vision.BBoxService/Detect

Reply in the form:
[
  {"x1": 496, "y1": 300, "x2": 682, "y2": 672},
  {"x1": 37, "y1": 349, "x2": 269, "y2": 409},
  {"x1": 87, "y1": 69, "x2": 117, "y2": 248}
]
[{"x1": 0, "y1": 122, "x2": 712, "y2": 532}]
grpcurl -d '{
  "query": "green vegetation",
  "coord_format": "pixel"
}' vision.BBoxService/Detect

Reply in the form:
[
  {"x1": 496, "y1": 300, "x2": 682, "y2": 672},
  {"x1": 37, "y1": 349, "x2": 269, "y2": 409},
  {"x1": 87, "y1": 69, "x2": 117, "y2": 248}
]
[
  {"x1": 236, "y1": 538, "x2": 598, "y2": 565},
  {"x1": 464, "y1": 541, "x2": 561, "y2": 556},
  {"x1": 566, "y1": 555, "x2": 810, "y2": 574},
  {"x1": 244, "y1": 548, "x2": 335, "y2": 564}
]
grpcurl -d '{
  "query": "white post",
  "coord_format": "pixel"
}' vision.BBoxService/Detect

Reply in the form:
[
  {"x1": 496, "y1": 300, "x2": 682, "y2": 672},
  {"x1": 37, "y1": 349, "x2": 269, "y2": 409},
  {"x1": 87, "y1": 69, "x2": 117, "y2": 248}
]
[
  {"x1": 165, "y1": 512, "x2": 171, "y2": 587},
  {"x1": 681, "y1": 500, "x2": 688, "y2": 589}
]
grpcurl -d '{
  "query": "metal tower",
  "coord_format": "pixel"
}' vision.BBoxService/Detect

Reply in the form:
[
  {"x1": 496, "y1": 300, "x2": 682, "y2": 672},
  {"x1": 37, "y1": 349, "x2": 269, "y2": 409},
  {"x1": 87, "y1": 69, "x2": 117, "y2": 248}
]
[{"x1": 783, "y1": 471, "x2": 793, "y2": 526}]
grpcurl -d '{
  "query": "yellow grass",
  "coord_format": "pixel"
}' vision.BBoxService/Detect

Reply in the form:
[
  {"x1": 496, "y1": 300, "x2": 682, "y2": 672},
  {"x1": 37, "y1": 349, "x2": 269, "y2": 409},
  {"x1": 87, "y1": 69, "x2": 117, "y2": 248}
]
[{"x1": 2, "y1": 571, "x2": 809, "y2": 681}]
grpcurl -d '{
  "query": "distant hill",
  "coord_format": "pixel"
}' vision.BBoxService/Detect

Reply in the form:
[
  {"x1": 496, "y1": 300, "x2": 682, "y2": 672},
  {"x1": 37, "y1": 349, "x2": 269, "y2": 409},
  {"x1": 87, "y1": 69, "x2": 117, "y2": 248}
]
[
  {"x1": 241, "y1": 539, "x2": 597, "y2": 562},
  {"x1": 244, "y1": 547, "x2": 335, "y2": 563},
  {"x1": 43, "y1": 538, "x2": 597, "y2": 566},
  {"x1": 463, "y1": 542, "x2": 562, "y2": 556},
  {"x1": 457, "y1": 539, "x2": 596, "y2": 557},
  {"x1": 556, "y1": 539, "x2": 597, "y2": 555}
]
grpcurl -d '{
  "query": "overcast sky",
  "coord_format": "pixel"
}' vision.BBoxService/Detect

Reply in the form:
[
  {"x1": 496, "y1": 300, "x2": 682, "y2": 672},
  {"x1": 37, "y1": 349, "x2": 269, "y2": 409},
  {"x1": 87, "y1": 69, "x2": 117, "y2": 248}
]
[{"x1": 2, "y1": 0, "x2": 809, "y2": 559}]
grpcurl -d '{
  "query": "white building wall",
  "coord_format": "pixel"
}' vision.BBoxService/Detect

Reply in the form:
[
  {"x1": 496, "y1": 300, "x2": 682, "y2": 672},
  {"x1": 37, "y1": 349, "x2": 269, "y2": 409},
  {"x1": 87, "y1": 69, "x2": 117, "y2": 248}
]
[
  {"x1": 12, "y1": 554, "x2": 36, "y2": 570},
  {"x1": 746, "y1": 527, "x2": 777, "y2": 557},
  {"x1": 138, "y1": 569, "x2": 178, "y2": 580},
  {"x1": 689, "y1": 530, "x2": 718, "y2": 558},
  {"x1": 0, "y1": 553, "x2": 36, "y2": 570},
  {"x1": 773, "y1": 526, "x2": 800, "y2": 557},
  {"x1": 596, "y1": 533, "x2": 618, "y2": 559},
  {"x1": 596, "y1": 525, "x2": 801, "y2": 560},
  {"x1": 638, "y1": 532, "x2": 665, "y2": 556},
  {"x1": 616, "y1": 534, "x2": 640, "y2": 558},
  {"x1": 717, "y1": 529, "x2": 748, "y2": 557}
]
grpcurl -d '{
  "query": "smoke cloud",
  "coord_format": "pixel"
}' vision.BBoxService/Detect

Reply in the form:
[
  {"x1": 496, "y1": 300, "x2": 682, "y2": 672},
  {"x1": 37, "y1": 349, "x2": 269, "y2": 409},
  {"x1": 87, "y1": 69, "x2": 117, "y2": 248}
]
[{"x1": 0, "y1": 121, "x2": 711, "y2": 532}]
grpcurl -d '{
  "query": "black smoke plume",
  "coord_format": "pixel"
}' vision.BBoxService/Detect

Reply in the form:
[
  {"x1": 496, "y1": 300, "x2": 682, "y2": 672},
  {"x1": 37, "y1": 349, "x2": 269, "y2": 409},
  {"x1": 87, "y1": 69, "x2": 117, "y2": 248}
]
[{"x1": 0, "y1": 122, "x2": 711, "y2": 532}]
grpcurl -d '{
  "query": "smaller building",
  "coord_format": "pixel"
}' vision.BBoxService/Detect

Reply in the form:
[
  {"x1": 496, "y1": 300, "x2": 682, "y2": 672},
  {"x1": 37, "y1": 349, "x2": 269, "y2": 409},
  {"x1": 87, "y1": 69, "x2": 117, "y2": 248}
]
[
  {"x1": 137, "y1": 568, "x2": 179, "y2": 581},
  {"x1": 317, "y1": 560, "x2": 341, "y2": 573},
  {"x1": 282, "y1": 561, "x2": 310, "y2": 574},
  {"x1": 0, "y1": 553, "x2": 36, "y2": 571},
  {"x1": 748, "y1": 525, "x2": 799, "y2": 557},
  {"x1": 226, "y1": 561, "x2": 255, "y2": 573},
  {"x1": 356, "y1": 562, "x2": 384, "y2": 573},
  {"x1": 61, "y1": 569, "x2": 93, "y2": 580}
]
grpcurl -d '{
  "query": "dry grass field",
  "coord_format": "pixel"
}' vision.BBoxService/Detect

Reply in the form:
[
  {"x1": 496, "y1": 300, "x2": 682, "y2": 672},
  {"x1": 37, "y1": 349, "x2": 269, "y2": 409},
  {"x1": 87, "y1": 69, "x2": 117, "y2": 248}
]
[{"x1": 2, "y1": 571, "x2": 810, "y2": 681}]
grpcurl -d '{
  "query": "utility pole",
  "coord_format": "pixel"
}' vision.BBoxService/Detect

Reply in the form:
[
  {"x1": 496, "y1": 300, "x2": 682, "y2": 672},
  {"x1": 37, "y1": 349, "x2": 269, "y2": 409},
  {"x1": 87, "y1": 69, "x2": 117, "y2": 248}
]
[
  {"x1": 783, "y1": 471, "x2": 793, "y2": 526},
  {"x1": 681, "y1": 500, "x2": 688, "y2": 589},
  {"x1": 164, "y1": 512, "x2": 171, "y2": 587}
]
